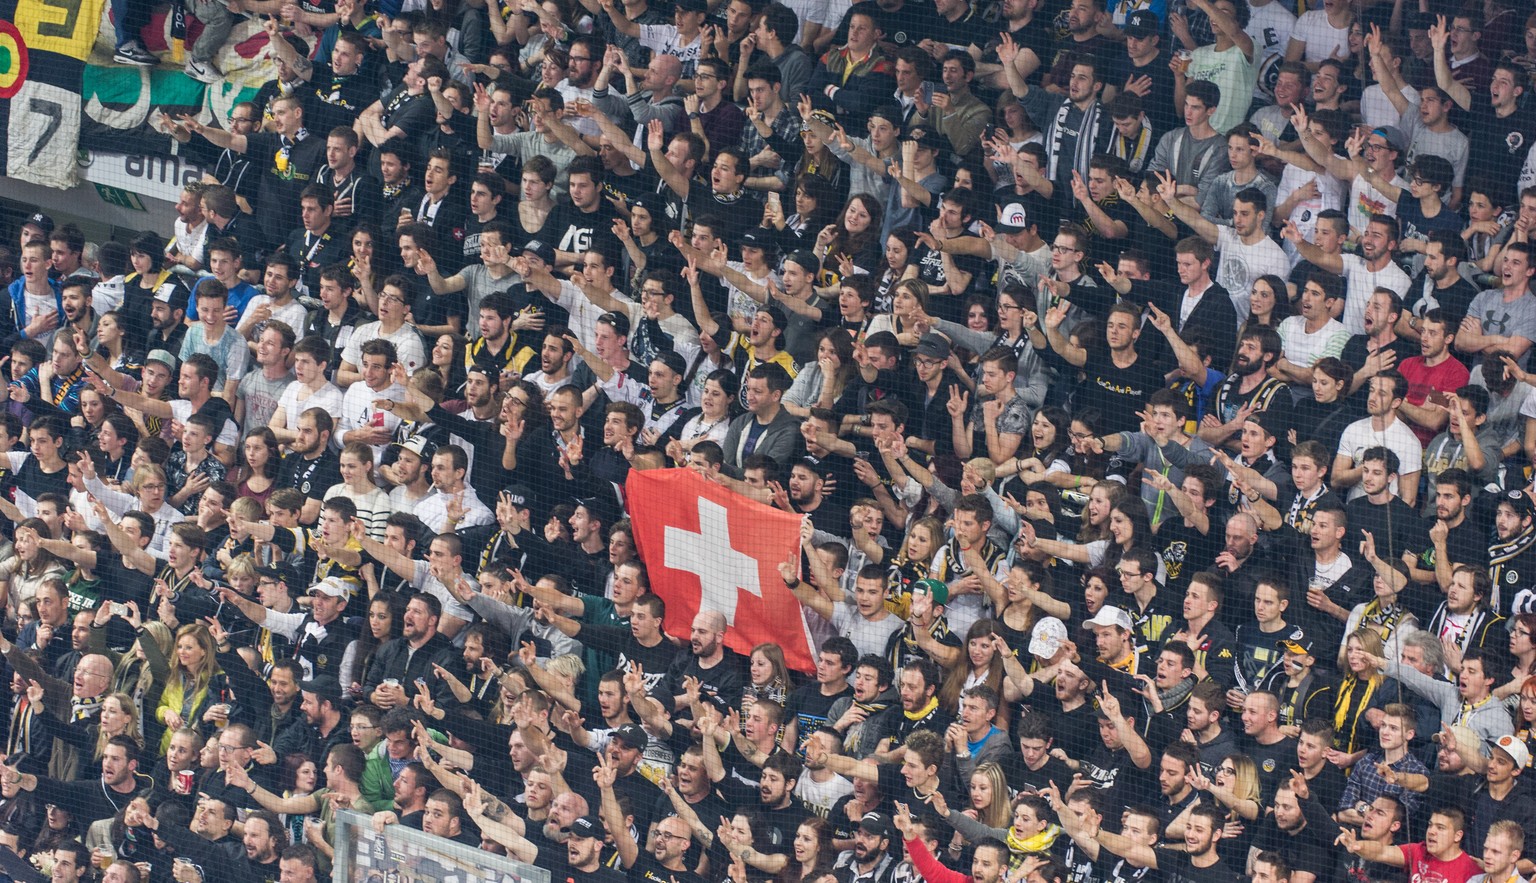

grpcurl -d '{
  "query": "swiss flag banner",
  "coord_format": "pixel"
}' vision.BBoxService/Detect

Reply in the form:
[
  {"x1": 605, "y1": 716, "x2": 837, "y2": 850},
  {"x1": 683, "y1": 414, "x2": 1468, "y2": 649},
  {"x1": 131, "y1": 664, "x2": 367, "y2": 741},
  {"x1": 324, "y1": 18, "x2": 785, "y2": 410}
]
[{"x1": 625, "y1": 468, "x2": 817, "y2": 672}]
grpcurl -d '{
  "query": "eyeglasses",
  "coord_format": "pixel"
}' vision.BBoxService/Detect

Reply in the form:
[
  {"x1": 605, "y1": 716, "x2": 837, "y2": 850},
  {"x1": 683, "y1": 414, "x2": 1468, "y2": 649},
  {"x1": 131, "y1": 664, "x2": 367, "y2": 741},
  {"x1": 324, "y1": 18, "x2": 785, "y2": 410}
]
[
  {"x1": 139, "y1": 483, "x2": 166, "y2": 491},
  {"x1": 379, "y1": 293, "x2": 406, "y2": 305},
  {"x1": 1050, "y1": 244, "x2": 1080, "y2": 254},
  {"x1": 217, "y1": 744, "x2": 248, "y2": 753},
  {"x1": 1451, "y1": 24, "x2": 1475, "y2": 33},
  {"x1": 997, "y1": 303, "x2": 1022, "y2": 312},
  {"x1": 694, "y1": 72, "x2": 718, "y2": 81},
  {"x1": 350, "y1": 724, "x2": 379, "y2": 732},
  {"x1": 568, "y1": 55, "x2": 593, "y2": 63},
  {"x1": 913, "y1": 356, "x2": 944, "y2": 368},
  {"x1": 1363, "y1": 142, "x2": 1389, "y2": 153}
]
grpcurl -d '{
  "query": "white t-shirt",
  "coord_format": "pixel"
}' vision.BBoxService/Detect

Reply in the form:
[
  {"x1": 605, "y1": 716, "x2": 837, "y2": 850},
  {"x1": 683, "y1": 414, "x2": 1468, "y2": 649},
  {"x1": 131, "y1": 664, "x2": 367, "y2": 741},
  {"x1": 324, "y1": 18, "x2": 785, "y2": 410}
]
[
  {"x1": 1290, "y1": 10, "x2": 1350, "y2": 63},
  {"x1": 1276, "y1": 163, "x2": 1346, "y2": 263},
  {"x1": 1278, "y1": 315, "x2": 1351, "y2": 368},
  {"x1": 340, "y1": 320, "x2": 427, "y2": 374},
  {"x1": 1349, "y1": 172, "x2": 1407, "y2": 235},
  {"x1": 275, "y1": 381, "x2": 345, "y2": 435},
  {"x1": 1336, "y1": 416, "x2": 1425, "y2": 499},
  {"x1": 1338, "y1": 254, "x2": 1412, "y2": 336},
  {"x1": 1216, "y1": 225, "x2": 1291, "y2": 321},
  {"x1": 1245, "y1": 0, "x2": 1297, "y2": 99}
]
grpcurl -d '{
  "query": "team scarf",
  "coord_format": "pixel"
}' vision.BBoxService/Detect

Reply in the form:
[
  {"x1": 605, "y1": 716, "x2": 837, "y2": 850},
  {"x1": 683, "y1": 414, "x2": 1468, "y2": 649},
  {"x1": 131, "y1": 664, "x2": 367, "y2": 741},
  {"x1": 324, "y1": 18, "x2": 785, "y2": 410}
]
[
  {"x1": 1008, "y1": 824, "x2": 1062, "y2": 860},
  {"x1": 1047, "y1": 98, "x2": 1103, "y2": 183}
]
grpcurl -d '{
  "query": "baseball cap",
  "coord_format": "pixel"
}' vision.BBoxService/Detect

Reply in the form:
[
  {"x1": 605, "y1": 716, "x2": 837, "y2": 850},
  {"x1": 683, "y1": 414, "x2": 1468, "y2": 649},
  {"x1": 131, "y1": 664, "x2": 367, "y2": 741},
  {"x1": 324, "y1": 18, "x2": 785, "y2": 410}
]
[
  {"x1": 611, "y1": 723, "x2": 649, "y2": 751},
  {"x1": 1085, "y1": 605, "x2": 1134, "y2": 631},
  {"x1": 309, "y1": 577, "x2": 353, "y2": 598},
  {"x1": 1372, "y1": 126, "x2": 1407, "y2": 154},
  {"x1": 1276, "y1": 636, "x2": 1315, "y2": 656},
  {"x1": 599, "y1": 310, "x2": 631, "y2": 338},
  {"x1": 145, "y1": 349, "x2": 178, "y2": 370},
  {"x1": 903, "y1": 125, "x2": 944, "y2": 151},
  {"x1": 502, "y1": 484, "x2": 533, "y2": 509},
  {"x1": 1490, "y1": 734, "x2": 1531, "y2": 768},
  {"x1": 1124, "y1": 9, "x2": 1159, "y2": 37},
  {"x1": 859, "y1": 812, "x2": 893, "y2": 838},
  {"x1": 255, "y1": 563, "x2": 298, "y2": 588},
  {"x1": 522, "y1": 238, "x2": 557, "y2": 265},
  {"x1": 1500, "y1": 489, "x2": 1536, "y2": 520},
  {"x1": 153, "y1": 283, "x2": 190, "y2": 312},
  {"x1": 392, "y1": 434, "x2": 438, "y2": 461},
  {"x1": 784, "y1": 249, "x2": 820, "y2": 273},
  {"x1": 1028, "y1": 617, "x2": 1068, "y2": 659},
  {"x1": 996, "y1": 202, "x2": 1030, "y2": 234},
  {"x1": 568, "y1": 816, "x2": 604, "y2": 839},
  {"x1": 1246, "y1": 408, "x2": 1286, "y2": 441},
  {"x1": 301, "y1": 675, "x2": 343, "y2": 703},
  {"x1": 914, "y1": 333, "x2": 951, "y2": 361},
  {"x1": 675, "y1": 0, "x2": 707, "y2": 12},
  {"x1": 739, "y1": 228, "x2": 773, "y2": 250},
  {"x1": 22, "y1": 213, "x2": 54, "y2": 237},
  {"x1": 574, "y1": 491, "x2": 623, "y2": 528},
  {"x1": 910, "y1": 577, "x2": 948, "y2": 606}
]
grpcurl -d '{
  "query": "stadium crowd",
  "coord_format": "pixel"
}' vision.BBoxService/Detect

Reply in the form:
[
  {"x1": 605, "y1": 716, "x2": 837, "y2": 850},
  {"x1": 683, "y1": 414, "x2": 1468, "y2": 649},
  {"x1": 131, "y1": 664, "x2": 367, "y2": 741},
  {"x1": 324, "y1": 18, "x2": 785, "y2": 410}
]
[{"x1": 7, "y1": 0, "x2": 1536, "y2": 881}]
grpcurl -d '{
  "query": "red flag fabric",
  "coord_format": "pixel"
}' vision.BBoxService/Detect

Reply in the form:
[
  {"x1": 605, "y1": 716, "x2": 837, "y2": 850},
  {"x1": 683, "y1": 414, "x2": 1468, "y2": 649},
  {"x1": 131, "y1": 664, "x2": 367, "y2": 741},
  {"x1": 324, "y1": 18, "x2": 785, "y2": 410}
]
[{"x1": 625, "y1": 468, "x2": 816, "y2": 672}]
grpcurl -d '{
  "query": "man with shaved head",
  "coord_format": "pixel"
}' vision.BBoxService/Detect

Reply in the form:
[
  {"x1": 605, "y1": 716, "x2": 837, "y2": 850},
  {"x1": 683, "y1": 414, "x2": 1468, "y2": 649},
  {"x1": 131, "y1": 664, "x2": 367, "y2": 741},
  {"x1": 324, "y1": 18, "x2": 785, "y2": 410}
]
[
  {"x1": 0, "y1": 622, "x2": 112, "y2": 779},
  {"x1": 664, "y1": 610, "x2": 747, "y2": 710}
]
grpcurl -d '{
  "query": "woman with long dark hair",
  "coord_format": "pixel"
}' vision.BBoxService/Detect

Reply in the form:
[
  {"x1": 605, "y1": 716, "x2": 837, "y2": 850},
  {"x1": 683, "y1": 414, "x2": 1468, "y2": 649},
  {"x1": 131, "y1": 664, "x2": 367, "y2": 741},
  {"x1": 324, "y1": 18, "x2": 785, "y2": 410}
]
[
  {"x1": 783, "y1": 328, "x2": 857, "y2": 418},
  {"x1": 766, "y1": 174, "x2": 839, "y2": 251},
  {"x1": 814, "y1": 193, "x2": 884, "y2": 286},
  {"x1": 236, "y1": 428, "x2": 281, "y2": 506}
]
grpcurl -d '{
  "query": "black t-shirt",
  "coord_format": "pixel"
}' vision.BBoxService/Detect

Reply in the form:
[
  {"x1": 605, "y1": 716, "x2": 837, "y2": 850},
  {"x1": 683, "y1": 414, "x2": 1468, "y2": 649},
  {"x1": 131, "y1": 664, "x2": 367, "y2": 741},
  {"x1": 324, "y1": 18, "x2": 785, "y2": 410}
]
[
  {"x1": 1251, "y1": 815, "x2": 1332, "y2": 882},
  {"x1": 1153, "y1": 846, "x2": 1230, "y2": 883},
  {"x1": 13, "y1": 455, "x2": 70, "y2": 500},
  {"x1": 245, "y1": 131, "x2": 327, "y2": 249},
  {"x1": 1464, "y1": 103, "x2": 1536, "y2": 205},
  {"x1": 276, "y1": 450, "x2": 342, "y2": 502},
  {"x1": 783, "y1": 682, "x2": 852, "y2": 754},
  {"x1": 301, "y1": 65, "x2": 377, "y2": 137},
  {"x1": 545, "y1": 201, "x2": 619, "y2": 259},
  {"x1": 1345, "y1": 496, "x2": 1427, "y2": 564},
  {"x1": 912, "y1": 244, "x2": 988, "y2": 323},
  {"x1": 833, "y1": 0, "x2": 937, "y2": 50},
  {"x1": 1156, "y1": 516, "x2": 1219, "y2": 595},
  {"x1": 1077, "y1": 342, "x2": 1167, "y2": 433},
  {"x1": 685, "y1": 187, "x2": 763, "y2": 252},
  {"x1": 1404, "y1": 270, "x2": 1482, "y2": 329}
]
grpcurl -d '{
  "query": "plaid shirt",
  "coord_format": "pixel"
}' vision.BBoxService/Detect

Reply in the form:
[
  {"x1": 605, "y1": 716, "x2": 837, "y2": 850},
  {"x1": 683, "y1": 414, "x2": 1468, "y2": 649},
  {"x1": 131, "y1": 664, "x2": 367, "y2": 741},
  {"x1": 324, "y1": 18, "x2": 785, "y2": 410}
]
[{"x1": 1338, "y1": 748, "x2": 1429, "y2": 822}]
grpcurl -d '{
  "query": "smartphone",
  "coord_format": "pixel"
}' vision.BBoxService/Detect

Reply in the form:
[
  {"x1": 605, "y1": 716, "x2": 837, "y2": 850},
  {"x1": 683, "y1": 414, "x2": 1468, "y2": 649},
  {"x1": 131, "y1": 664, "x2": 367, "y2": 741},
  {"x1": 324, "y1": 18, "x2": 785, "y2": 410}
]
[
  {"x1": 767, "y1": 192, "x2": 781, "y2": 211},
  {"x1": 932, "y1": 81, "x2": 949, "y2": 95},
  {"x1": 111, "y1": 602, "x2": 129, "y2": 617},
  {"x1": 920, "y1": 81, "x2": 934, "y2": 103},
  {"x1": 414, "y1": 677, "x2": 429, "y2": 692}
]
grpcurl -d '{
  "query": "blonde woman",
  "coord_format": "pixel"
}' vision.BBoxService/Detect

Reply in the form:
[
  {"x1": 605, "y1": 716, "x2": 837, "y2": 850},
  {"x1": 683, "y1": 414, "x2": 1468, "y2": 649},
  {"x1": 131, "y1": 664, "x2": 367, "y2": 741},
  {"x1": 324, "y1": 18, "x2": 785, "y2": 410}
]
[
  {"x1": 945, "y1": 763, "x2": 1011, "y2": 858},
  {"x1": 1331, "y1": 629, "x2": 1398, "y2": 762},
  {"x1": 153, "y1": 624, "x2": 224, "y2": 754},
  {"x1": 93, "y1": 694, "x2": 143, "y2": 761},
  {"x1": 324, "y1": 442, "x2": 393, "y2": 540},
  {"x1": 99, "y1": 601, "x2": 171, "y2": 737}
]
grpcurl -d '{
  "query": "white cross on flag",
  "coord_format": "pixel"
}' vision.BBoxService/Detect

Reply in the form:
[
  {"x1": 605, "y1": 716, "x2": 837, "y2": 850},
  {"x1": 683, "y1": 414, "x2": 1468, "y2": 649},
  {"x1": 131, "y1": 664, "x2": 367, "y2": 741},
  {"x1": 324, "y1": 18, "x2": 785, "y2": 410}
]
[{"x1": 625, "y1": 468, "x2": 817, "y2": 672}]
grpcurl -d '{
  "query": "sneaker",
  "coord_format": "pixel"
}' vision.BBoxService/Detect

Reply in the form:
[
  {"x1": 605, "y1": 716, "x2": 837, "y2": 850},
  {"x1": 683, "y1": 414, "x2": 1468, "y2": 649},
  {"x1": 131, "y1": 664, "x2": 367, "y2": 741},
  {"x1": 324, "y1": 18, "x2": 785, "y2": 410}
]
[
  {"x1": 113, "y1": 40, "x2": 157, "y2": 66},
  {"x1": 183, "y1": 58, "x2": 221, "y2": 84}
]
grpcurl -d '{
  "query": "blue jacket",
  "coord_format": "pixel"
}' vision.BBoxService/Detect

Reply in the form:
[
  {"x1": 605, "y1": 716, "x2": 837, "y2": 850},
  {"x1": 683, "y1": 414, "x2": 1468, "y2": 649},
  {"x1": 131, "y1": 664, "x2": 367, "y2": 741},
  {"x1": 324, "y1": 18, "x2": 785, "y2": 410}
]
[{"x1": 5, "y1": 277, "x2": 64, "y2": 345}]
